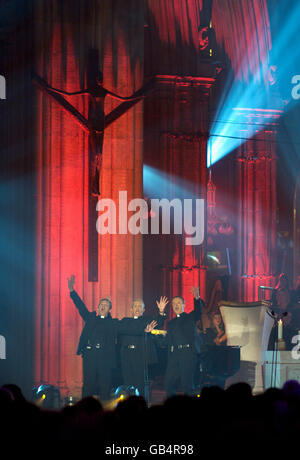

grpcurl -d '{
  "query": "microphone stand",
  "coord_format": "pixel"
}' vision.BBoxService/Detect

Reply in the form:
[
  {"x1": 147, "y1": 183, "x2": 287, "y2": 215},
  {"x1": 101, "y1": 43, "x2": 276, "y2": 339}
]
[
  {"x1": 143, "y1": 331, "x2": 149, "y2": 406},
  {"x1": 268, "y1": 310, "x2": 287, "y2": 387}
]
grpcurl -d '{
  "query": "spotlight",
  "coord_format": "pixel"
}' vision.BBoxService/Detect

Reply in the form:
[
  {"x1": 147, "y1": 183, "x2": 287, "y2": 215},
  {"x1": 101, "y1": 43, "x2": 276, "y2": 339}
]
[
  {"x1": 104, "y1": 385, "x2": 140, "y2": 410},
  {"x1": 113, "y1": 385, "x2": 140, "y2": 400},
  {"x1": 32, "y1": 384, "x2": 61, "y2": 409}
]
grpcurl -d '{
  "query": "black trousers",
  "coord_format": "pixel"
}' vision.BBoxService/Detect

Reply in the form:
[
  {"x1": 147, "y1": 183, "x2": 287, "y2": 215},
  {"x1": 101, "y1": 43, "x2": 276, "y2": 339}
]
[
  {"x1": 82, "y1": 349, "x2": 112, "y2": 401},
  {"x1": 121, "y1": 347, "x2": 146, "y2": 396},
  {"x1": 165, "y1": 349, "x2": 196, "y2": 397}
]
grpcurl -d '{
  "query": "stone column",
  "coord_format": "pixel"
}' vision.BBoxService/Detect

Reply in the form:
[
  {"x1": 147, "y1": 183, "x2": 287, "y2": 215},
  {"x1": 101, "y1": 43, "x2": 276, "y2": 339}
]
[
  {"x1": 143, "y1": 70, "x2": 217, "y2": 311},
  {"x1": 34, "y1": 0, "x2": 145, "y2": 397},
  {"x1": 236, "y1": 108, "x2": 282, "y2": 302}
]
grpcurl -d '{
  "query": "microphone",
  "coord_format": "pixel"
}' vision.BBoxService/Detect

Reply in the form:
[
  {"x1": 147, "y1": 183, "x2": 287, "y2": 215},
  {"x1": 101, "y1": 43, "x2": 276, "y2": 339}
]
[{"x1": 269, "y1": 310, "x2": 289, "y2": 320}]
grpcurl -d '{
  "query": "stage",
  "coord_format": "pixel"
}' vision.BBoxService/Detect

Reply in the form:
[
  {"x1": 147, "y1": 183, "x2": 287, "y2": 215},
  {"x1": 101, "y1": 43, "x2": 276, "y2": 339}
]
[{"x1": 1, "y1": 0, "x2": 300, "y2": 409}]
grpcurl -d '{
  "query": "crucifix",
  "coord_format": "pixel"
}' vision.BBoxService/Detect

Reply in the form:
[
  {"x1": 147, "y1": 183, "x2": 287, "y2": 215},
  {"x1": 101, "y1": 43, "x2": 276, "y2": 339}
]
[{"x1": 33, "y1": 49, "x2": 154, "y2": 281}]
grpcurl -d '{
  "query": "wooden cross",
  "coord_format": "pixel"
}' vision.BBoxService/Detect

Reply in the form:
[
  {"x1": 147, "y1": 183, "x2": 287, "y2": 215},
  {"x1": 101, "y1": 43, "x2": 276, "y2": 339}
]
[{"x1": 33, "y1": 49, "x2": 154, "y2": 281}]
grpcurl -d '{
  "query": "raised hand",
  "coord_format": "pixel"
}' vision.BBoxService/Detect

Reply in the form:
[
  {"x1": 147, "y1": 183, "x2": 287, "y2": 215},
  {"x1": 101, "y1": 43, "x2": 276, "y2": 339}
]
[
  {"x1": 68, "y1": 275, "x2": 75, "y2": 292},
  {"x1": 145, "y1": 320, "x2": 157, "y2": 333},
  {"x1": 156, "y1": 296, "x2": 169, "y2": 314},
  {"x1": 191, "y1": 286, "x2": 200, "y2": 300}
]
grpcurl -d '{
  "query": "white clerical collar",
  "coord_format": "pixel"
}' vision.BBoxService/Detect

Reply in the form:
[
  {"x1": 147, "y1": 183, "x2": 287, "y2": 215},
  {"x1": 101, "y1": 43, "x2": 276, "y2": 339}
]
[
  {"x1": 177, "y1": 314, "x2": 181, "y2": 318},
  {"x1": 133, "y1": 316, "x2": 138, "y2": 319},
  {"x1": 100, "y1": 315, "x2": 105, "y2": 319}
]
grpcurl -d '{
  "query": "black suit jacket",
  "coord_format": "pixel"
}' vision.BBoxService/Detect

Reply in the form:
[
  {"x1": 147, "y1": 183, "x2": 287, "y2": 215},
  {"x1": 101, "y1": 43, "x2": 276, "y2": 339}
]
[
  {"x1": 70, "y1": 291, "x2": 119, "y2": 369},
  {"x1": 119, "y1": 314, "x2": 165, "y2": 364},
  {"x1": 166, "y1": 298, "x2": 204, "y2": 354},
  {"x1": 70, "y1": 291, "x2": 165, "y2": 365}
]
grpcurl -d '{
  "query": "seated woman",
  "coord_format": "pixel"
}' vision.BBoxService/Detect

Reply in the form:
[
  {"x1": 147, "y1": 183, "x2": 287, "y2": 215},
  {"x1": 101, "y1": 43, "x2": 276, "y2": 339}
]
[
  {"x1": 205, "y1": 312, "x2": 227, "y2": 347},
  {"x1": 197, "y1": 312, "x2": 228, "y2": 390}
]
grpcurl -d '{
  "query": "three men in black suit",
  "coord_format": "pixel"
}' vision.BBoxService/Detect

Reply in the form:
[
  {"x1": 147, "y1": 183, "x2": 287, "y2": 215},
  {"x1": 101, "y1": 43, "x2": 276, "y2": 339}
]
[{"x1": 69, "y1": 275, "x2": 203, "y2": 400}]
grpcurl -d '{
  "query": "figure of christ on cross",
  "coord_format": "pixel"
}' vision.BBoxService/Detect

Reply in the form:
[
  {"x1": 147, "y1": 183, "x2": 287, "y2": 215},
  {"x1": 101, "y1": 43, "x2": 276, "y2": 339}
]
[{"x1": 33, "y1": 49, "x2": 154, "y2": 281}]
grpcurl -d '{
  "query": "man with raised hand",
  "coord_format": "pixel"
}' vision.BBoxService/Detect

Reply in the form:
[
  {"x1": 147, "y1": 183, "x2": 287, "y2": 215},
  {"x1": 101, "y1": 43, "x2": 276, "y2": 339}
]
[
  {"x1": 68, "y1": 275, "x2": 119, "y2": 401},
  {"x1": 119, "y1": 296, "x2": 168, "y2": 398},
  {"x1": 159, "y1": 287, "x2": 204, "y2": 397}
]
